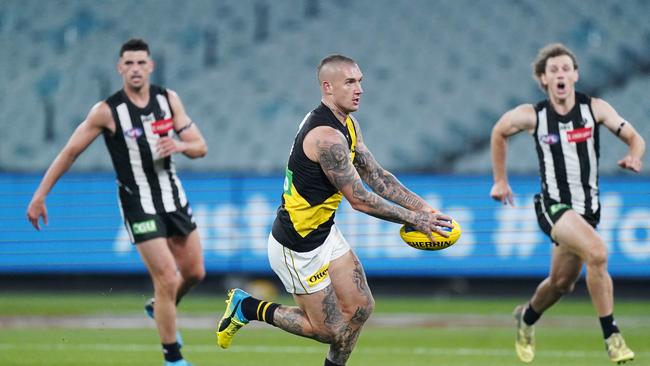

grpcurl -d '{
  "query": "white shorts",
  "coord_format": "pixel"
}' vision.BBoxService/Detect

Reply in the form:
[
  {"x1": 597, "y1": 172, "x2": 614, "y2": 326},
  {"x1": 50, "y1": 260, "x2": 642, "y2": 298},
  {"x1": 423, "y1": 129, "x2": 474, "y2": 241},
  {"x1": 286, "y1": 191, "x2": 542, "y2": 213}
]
[{"x1": 268, "y1": 225, "x2": 351, "y2": 294}]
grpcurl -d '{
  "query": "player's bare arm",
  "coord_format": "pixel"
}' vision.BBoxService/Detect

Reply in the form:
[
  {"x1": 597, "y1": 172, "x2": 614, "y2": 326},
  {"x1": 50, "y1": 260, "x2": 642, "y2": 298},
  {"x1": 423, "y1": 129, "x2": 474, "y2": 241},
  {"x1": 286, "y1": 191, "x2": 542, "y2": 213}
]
[
  {"x1": 27, "y1": 102, "x2": 113, "y2": 230},
  {"x1": 490, "y1": 104, "x2": 537, "y2": 206},
  {"x1": 304, "y1": 126, "x2": 451, "y2": 239},
  {"x1": 351, "y1": 118, "x2": 433, "y2": 212},
  {"x1": 157, "y1": 89, "x2": 207, "y2": 159},
  {"x1": 592, "y1": 97, "x2": 645, "y2": 173}
]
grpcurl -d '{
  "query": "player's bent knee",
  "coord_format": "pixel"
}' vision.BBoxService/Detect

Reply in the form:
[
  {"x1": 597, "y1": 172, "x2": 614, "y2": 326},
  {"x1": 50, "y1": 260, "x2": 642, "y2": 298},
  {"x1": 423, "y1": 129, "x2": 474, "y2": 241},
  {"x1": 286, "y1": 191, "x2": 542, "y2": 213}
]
[
  {"x1": 185, "y1": 267, "x2": 206, "y2": 285},
  {"x1": 356, "y1": 300, "x2": 375, "y2": 324},
  {"x1": 586, "y1": 249, "x2": 608, "y2": 269},
  {"x1": 155, "y1": 271, "x2": 182, "y2": 294}
]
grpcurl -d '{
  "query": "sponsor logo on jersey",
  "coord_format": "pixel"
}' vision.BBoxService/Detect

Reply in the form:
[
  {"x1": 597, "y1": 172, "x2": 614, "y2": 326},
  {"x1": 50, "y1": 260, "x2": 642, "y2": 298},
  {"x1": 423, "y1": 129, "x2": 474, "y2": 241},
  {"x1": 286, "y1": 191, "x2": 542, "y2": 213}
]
[
  {"x1": 152, "y1": 118, "x2": 174, "y2": 135},
  {"x1": 549, "y1": 203, "x2": 571, "y2": 216},
  {"x1": 567, "y1": 127, "x2": 593, "y2": 143},
  {"x1": 124, "y1": 127, "x2": 144, "y2": 139},
  {"x1": 132, "y1": 219, "x2": 157, "y2": 235},
  {"x1": 306, "y1": 263, "x2": 329, "y2": 287},
  {"x1": 283, "y1": 168, "x2": 294, "y2": 196},
  {"x1": 539, "y1": 133, "x2": 560, "y2": 145}
]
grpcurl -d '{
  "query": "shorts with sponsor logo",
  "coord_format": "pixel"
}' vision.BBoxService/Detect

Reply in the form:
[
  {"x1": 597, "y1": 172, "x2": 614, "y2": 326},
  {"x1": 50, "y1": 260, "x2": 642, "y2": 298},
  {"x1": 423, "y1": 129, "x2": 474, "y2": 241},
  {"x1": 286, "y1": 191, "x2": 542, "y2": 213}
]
[
  {"x1": 268, "y1": 224, "x2": 350, "y2": 294},
  {"x1": 534, "y1": 193, "x2": 599, "y2": 243},
  {"x1": 122, "y1": 204, "x2": 196, "y2": 244}
]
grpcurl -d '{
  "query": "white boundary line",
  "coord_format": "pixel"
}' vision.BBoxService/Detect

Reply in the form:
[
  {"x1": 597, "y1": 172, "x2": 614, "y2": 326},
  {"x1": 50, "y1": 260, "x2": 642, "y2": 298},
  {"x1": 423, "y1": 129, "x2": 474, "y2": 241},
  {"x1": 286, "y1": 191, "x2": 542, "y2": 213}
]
[{"x1": 0, "y1": 343, "x2": 648, "y2": 360}]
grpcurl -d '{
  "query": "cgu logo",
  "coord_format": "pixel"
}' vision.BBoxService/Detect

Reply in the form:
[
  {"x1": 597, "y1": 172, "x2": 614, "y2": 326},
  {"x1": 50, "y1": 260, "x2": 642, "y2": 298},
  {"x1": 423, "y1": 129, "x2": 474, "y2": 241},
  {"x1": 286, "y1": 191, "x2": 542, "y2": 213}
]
[{"x1": 306, "y1": 263, "x2": 330, "y2": 287}]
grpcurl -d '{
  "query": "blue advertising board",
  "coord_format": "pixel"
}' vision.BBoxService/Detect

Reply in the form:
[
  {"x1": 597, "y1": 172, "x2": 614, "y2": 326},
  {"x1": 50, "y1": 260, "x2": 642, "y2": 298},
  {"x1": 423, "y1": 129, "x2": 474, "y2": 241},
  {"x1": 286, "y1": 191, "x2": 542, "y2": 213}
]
[{"x1": 1, "y1": 173, "x2": 648, "y2": 277}]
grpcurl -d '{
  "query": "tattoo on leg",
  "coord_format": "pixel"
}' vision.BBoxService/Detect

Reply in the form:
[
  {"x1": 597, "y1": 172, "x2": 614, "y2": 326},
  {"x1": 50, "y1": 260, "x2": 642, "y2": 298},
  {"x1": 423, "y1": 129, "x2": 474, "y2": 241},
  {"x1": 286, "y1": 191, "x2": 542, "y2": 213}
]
[
  {"x1": 273, "y1": 307, "x2": 309, "y2": 337},
  {"x1": 351, "y1": 256, "x2": 374, "y2": 303},
  {"x1": 321, "y1": 286, "x2": 344, "y2": 328}
]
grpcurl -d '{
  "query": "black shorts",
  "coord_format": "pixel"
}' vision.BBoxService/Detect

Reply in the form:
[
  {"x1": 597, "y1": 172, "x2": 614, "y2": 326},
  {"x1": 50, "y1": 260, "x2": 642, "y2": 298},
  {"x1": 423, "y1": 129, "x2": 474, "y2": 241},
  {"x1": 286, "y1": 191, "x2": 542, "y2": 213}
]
[
  {"x1": 534, "y1": 193, "x2": 599, "y2": 243},
  {"x1": 122, "y1": 204, "x2": 197, "y2": 244}
]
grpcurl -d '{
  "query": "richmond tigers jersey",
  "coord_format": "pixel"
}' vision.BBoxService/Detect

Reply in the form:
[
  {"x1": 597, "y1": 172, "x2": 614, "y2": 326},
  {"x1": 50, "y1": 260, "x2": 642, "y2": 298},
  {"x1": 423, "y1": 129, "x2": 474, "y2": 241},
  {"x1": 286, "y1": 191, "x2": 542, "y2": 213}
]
[
  {"x1": 272, "y1": 103, "x2": 357, "y2": 252},
  {"x1": 533, "y1": 92, "x2": 600, "y2": 216},
  {"x1": 104, "y1": 85, "x2": 188, "y2": 215}
]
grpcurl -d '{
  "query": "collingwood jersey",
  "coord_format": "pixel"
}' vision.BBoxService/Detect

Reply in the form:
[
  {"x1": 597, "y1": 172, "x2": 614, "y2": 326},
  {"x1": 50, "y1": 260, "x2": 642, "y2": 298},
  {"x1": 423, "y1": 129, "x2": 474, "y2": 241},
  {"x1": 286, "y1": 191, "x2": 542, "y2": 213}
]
[
  {"x1": 104, "y1": 85, "x2": 188, "y2": 215},
  {"x1": 533, "y1": 92, "x2": 600, "y2": 216},
  {"x1": 272, "y1": 103, "x2": 357, "y2": 252}
]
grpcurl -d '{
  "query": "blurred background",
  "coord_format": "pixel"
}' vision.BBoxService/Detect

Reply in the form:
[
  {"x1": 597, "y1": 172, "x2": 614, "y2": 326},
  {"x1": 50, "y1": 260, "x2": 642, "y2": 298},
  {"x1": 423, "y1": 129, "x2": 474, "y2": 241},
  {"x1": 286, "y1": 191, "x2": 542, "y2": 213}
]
[{"x1": 0, "y1": 1, "x2": 649, "y2": 364}]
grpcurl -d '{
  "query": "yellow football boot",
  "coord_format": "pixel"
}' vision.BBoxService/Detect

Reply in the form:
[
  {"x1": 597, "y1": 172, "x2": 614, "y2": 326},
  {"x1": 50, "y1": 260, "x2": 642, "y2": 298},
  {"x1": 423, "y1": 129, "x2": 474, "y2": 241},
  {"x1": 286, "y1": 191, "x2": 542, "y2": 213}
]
[
  {"x1": 216, "y1": 288, "x2": 251, "y2": 349},
  {"x1": 513, "y1": 305, "x2": 535, "y2": 363},
  {"x1": 605, "y1": 333, "x2": 635, "y2": 364}
]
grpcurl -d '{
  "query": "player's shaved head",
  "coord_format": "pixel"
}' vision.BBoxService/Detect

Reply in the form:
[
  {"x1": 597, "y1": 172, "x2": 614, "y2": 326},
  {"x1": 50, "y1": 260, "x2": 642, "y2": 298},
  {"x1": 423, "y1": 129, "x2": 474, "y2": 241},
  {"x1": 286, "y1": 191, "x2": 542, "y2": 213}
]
[{"x1": 317, "y1": 54, "x2": 356, "y2": 82}]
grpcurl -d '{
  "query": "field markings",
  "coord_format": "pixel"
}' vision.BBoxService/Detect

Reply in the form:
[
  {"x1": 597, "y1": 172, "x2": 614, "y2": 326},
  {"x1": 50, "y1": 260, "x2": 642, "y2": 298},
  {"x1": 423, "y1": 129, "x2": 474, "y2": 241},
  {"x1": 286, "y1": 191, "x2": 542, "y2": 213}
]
[
  {"x1": 2, "y1": 313, "x2": 650, "y2": 329},
  {"x1": 0, "y1": 343, "x2": 648, "y2": 360}
]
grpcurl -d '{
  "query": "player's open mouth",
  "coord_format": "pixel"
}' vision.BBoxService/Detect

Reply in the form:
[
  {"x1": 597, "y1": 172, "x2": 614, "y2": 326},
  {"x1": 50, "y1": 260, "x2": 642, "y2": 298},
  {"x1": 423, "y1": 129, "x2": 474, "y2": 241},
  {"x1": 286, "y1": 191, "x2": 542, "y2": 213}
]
[{"x1": 557, "y1": 82, "x2": 566, "y2": 91}]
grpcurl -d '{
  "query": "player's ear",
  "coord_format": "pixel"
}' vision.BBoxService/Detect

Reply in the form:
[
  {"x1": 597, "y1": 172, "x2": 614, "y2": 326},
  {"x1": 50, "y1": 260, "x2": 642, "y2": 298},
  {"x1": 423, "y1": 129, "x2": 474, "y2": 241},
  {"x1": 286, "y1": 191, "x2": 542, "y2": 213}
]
[
  {"x1": 540, "y1": 74, "x2": 548, "y2": 90},
  {"x1": 322, "y1": 80, "x2": 333, "y2": 95}
]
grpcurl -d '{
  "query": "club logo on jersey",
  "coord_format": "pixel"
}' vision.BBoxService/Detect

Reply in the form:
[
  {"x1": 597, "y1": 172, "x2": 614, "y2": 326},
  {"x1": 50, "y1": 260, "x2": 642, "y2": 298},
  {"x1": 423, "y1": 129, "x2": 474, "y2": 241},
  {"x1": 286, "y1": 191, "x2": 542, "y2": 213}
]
[
  {"x1": 567, "y1": 127, "x2": 593, "y2": 143},
  {"x1": 306, "y1": 263, "x2": 330, "y2": 287},
  {"x1": 539, "y1": 133, "x2": 560, "y2": 145},
  {"x1": 152, "y1": 118, "x2": 173, "y2": 135},
  {"x1": 124, "y1": 127, "x2": 144, "y2": 139}
]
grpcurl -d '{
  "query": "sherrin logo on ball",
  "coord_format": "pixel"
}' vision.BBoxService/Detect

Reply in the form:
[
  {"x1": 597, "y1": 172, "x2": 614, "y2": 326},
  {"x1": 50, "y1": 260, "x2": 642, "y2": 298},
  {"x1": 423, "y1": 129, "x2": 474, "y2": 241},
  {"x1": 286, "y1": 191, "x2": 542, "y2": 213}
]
[{"x1": 399, "y1": 218, "x2": 461, "y2": 251}]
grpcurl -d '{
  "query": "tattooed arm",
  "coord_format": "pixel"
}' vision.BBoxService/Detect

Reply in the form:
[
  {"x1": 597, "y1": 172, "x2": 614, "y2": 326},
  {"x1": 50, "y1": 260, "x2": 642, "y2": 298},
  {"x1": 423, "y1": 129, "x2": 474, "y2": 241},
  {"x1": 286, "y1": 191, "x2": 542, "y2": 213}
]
[
  {"x1": 350, "y1": 117, "x2": 434, "y2": 212},
  {"x1": 303, "y1": 125, "x2": 451, "y2": 238}
]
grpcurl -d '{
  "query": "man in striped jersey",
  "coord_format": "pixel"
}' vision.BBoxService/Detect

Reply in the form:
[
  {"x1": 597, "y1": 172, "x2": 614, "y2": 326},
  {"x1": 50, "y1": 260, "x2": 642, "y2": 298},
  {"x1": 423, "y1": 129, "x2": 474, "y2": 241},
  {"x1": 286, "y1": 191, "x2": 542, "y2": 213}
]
[
  {"x1": 490, "y1": 43, "x2": 645, "y2": 364},
  {"x1": 27, "y1": 39, "x2": 207, "y2": 366}
]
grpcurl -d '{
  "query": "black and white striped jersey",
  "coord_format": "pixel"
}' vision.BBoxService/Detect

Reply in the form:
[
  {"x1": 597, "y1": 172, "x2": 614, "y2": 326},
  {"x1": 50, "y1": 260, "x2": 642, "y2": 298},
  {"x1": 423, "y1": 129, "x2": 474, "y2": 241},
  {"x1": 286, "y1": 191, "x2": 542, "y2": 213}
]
[
  {"x1": 533, "y1": 92, "x2": 600, "y2": 216},
  {"x1": 103, "y1": 85, "x2": 188, "y2": 215}
]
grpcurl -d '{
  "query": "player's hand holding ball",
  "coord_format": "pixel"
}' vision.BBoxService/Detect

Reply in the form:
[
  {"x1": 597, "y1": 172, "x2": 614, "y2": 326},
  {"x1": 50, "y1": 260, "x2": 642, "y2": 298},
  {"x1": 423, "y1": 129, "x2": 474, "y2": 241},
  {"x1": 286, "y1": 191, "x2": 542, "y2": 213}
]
[{"x1": 400, "y1": 211, "x2": 461, "y2": 251}]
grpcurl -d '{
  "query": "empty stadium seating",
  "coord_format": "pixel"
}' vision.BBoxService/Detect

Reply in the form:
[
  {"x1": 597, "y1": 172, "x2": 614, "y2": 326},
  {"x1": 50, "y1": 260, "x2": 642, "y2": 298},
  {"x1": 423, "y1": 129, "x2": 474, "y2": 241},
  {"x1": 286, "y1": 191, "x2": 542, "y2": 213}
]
[{"x1": 1, "y1": 0, "x2": 648, "y2": 173}]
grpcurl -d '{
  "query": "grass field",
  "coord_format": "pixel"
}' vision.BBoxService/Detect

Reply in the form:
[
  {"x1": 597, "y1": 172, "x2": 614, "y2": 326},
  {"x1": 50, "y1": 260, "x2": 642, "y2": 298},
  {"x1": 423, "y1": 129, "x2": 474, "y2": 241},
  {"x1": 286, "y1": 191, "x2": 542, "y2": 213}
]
[{"x1": 1, "y1": 293, "x2": 648, "y2": 366}]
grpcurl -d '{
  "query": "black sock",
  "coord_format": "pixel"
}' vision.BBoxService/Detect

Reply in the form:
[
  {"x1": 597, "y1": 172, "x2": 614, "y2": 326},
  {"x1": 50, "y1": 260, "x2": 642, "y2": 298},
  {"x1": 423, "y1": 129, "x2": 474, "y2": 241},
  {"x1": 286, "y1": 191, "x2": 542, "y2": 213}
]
[
  {"x1": 162, "y1": 342, "x2": 182, "y2": 362},
  {"x1": 523, "y1": 303, "x2": 541, "y2": 326},
  {"x1": 324, "y1": 358, "x2": 344, "y2": 366},
  {"x1": 241, "y1": 296, "x2": 279, "y2": 325},
  {"x1": 599, "y1": 314, "x2": 620, "y2": 339}
]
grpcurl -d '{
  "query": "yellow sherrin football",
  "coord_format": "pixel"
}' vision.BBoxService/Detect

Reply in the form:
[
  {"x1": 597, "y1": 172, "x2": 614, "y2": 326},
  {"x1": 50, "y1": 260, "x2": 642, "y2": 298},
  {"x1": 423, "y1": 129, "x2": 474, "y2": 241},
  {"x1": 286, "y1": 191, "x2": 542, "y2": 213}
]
[{"x1": 399, "y1": 218, "x2": 461, "y2": 251}]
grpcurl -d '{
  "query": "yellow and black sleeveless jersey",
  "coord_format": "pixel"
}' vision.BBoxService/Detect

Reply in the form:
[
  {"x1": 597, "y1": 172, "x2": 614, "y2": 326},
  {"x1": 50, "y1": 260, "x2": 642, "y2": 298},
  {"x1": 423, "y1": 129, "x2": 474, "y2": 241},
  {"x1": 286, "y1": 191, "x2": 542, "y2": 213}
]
[{"x1": 271, "y1": 103, "x2": 357, "y2": 252}]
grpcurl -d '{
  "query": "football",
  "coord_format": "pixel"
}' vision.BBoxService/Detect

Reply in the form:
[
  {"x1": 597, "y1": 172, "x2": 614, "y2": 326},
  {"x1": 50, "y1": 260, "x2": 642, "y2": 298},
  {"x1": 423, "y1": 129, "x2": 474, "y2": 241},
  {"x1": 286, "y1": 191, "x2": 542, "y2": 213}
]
[{"x1": 399, "y1": 218, "x2": 461, "y2": 251}]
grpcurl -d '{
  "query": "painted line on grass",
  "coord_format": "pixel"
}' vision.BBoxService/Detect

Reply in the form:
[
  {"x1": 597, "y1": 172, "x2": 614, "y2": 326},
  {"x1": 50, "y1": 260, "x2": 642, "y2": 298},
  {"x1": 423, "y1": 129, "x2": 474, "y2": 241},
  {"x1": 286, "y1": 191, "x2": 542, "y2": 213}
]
[{"x1": 0, "y1": 343, "x2": 647, "y2": 360}]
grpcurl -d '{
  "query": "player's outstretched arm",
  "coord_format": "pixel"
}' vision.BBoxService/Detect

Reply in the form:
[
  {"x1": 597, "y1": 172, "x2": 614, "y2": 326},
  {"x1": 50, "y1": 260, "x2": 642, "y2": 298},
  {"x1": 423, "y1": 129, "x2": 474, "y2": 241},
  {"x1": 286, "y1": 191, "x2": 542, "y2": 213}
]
[
  {"x1": 27, "y1": 102, "x2": 110, "y2": 230},
  {"x1": 350, "y1": 118, "x2": 433, "y2": 212},
  {"x1": 490, "y1": 104, "x2": 536, "y2": 206},
  {"x1": 304, "y1": 126, "x2": 451, "y2": 240},
  {"x1": 158, "y1": 89, "x2": 207, "y2": 159},
  {"x1": 593, "y1": 97, "x2": 645, "y2": 173}
]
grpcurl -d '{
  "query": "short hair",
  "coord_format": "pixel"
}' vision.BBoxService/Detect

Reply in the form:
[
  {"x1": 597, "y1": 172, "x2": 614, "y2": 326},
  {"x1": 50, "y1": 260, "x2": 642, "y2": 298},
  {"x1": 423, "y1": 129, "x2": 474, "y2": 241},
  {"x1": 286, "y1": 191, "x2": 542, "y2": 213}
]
[
  {"x1": 532, "y1": 43, "x2": 579, "y2": 91},
  {"x1": 120, "y1": 38, "x2": 150, "y2": 57},
  {"x1": 317, "y1": 54, "x2": 356, "y2": 81}
]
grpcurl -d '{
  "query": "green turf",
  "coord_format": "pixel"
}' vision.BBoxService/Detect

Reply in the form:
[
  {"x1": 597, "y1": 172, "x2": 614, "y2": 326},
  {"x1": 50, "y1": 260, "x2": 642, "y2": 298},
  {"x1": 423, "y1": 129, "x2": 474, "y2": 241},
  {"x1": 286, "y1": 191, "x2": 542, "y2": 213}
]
[
  {"x1": 1, "y1": 292, "x2": 648, "y2": 316},
  {"x1": 0, "y1": 293, "x2": 648, "y2": 365},
  {"x1": 1, "y1": 327, "x2": 648, "y2": 366}
]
